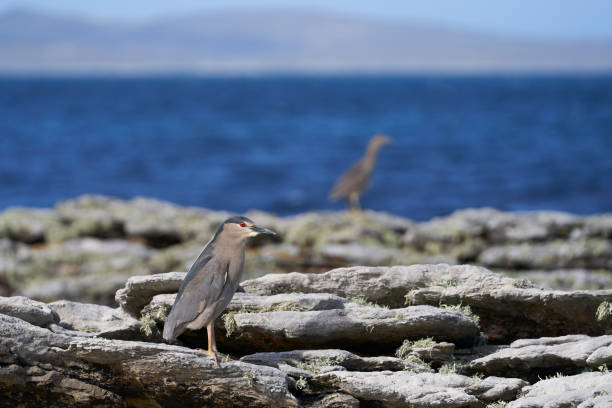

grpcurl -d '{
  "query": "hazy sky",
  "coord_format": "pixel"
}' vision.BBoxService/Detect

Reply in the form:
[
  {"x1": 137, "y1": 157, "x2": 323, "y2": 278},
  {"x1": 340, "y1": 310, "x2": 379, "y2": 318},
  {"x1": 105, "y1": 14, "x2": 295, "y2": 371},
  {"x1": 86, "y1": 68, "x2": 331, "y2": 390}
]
[{"x1": 2, "y1": 0, "x2": 612, "y2": 39}]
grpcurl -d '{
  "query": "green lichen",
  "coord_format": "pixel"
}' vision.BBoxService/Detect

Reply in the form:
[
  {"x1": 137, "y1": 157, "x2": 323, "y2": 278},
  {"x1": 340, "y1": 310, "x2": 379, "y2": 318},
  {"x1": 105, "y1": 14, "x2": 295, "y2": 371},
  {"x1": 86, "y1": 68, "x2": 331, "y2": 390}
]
[
  {"x1": 243, "y1": 371, "x2": 256, "y2": 387},
  {"x1": 433, "y1": 279, "x2": 458, "y2": 287},
  {"x1": 139, "y1": 303, "x2": 171, "y2": 337},
  {"x1": 395, "y1": 338, "x2": 437, "y2": 360},
  {"x1": 222, "y1": 310, "x2": 242, "y2": 338},
  {"x1": 295, "y1": 376, "x2": 308, "y2": 390},
  {"x1": 401, "y1": 354, "x2": 431, "y2": 369},
  {"x1": 596, "y1": 301, "x2": 612, "y2": 321},
  {"x1": 485, "y1": 402, "x2": 507, "y2": 408},
  {"x1": 75, "y1": 325, "x2": 100, "y2": 333},
  {"x1": 404, "y1": 289, "x2": 418, "y2": 306},
  {"x1": 296, "y1": 355, "x2": 347, "y2": 374},
  {"x1": 438, "y1": 360, "x2": 467, "y2": 374},
  {"x1": 258, "y1": 302, "x2": 308, "y2": 313},
  {"x1": 440, "y1": 303, "x2": 481, "y2": 326},
  {"x1": 139, "y1": 314, "x2": 156, "y2": 337},
  {"x1": 350, "y1": 297, "x2": 389, "y2": 309}
]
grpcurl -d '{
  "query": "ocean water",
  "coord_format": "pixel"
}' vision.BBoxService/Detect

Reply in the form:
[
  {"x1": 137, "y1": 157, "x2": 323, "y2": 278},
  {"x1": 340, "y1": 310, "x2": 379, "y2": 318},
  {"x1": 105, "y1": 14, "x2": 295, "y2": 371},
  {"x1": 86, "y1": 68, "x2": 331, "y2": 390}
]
[{"x1": 1, "y1": 76, "x2": 611, "y2": 220}]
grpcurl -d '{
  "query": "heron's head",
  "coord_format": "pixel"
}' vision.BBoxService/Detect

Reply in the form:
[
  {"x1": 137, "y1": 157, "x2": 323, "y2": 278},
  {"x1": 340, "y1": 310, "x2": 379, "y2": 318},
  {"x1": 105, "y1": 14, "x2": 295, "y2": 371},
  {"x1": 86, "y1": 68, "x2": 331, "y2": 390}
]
[
  {"x1": 369, "y1": 134, "x2": 391, "y2": 150},
  {"x1": 217, "y1": 216, "x2": 276, "y2": 242}
]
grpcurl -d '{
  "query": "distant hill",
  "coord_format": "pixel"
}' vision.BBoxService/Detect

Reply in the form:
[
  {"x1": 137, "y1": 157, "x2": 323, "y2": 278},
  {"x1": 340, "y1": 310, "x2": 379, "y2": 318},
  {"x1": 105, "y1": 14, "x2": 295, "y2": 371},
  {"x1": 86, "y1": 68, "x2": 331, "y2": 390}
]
[{"x1": 1, "y1": 7, "x2": 611, "y2": 74}]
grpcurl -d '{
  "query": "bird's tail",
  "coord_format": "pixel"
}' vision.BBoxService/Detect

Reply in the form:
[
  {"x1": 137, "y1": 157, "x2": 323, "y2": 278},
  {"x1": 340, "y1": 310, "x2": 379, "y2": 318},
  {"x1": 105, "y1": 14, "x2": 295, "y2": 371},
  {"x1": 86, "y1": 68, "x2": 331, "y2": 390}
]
[{"x1": 162, "y1": 319, "x2": 176, "y2": 342}]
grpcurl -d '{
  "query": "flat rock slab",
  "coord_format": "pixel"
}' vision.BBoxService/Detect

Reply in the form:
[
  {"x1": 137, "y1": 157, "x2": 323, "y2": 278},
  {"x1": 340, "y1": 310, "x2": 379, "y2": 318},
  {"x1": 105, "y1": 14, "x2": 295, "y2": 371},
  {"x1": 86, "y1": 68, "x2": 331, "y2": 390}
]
[
  {"x1": 0, "y1": 313, "x2": 298, "y2": 407},
  {"x1": 115, "y1": 271, "x2": 186, "y2": 316},
  {"x1": 48, "y1": 300, "x2": 141, "y2": 340},
  {"x1": 0, "y1": 296, "x2": 58, "y2": 327},
  {"x1": 140, "y1": 291, "x2": 478, "y2": 354},
  {"x1": 469, "y1": 334, "x2": 612, "y2": 380},
  {"x1": 242, "y1": 264, "x2": 612, "y2": 343},
  {"x1": 241, "y1": 349, "x2": 433, "y2": 375},
  {"x1": 144, "y1": 292, "x2": 349, "y2": 319},
  {"x1": 478, "y1": 239, "x2": 612, "y2": 270},
  {"x1": 507, "y1": 372, "x2": 612, "y2": 408},
  {"x1": 311, "y1": 371, "x2": 527, "y2": 408},
  {"x1": 220, "y1": 304, "x2": 479, "y2": 353}
]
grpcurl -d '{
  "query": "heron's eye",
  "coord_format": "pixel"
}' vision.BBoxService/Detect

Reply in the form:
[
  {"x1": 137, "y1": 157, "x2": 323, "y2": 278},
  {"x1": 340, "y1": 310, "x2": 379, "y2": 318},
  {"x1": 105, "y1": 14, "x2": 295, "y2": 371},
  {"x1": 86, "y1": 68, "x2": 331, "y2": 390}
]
[{"x1": 240, "y1": 222, "x2": 246, "y2": 227}]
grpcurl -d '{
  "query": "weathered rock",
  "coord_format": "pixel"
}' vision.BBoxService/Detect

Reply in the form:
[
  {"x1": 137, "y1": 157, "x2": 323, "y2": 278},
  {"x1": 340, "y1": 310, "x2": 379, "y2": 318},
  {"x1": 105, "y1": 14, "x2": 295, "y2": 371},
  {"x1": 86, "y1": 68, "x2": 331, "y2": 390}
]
[
  {"x1": 311, "y1": 371, "x2": 526, "y2": 407},
  {"x1": 319, "y1": 243, "x2": 453, "y2": 266},
  {"x1": 115, "y1": 271, "x2": 186, "y2": 316},
  {"x1": 0, "y1": 296, "x2": 58, "y2": 327},
  {"x1": 396, "y1": 340, "x2": 456, "y2": 363},
  {"x1": 468, "y1": 376, "x2": 529, "y2": 402},
  {"x1": 301, "y1": 392, "x2": 360, "y2": 408},
  {"x1": 409, "y1": 208, "x2": 582, "y2": 246},
  {"x1": 507, "y1": 372, "x2": 612, "y2": 408},
  {"x1": 240, "y1": 349, "x2": 433, "y2": 374},
  {"x1": 469, "y1": 334, "x2": 612, "y2": 380},
  {"x1": 145, "y1": 291, "x2": 349, "y2": 317},
  {"x1": 2, "y1": 237, "x2": 155, "y2": 305},
  {"x1": 55, "y1": 195, "x2": 228, "y2": 247},
  {"x1": 0, "y1": 313, "x2": 298, "y2": 407},
  {"x1": 0, "y1": 208, "x2": 57, "y2": 243},
  {"x1": 218, "y1": 304, "x2": 479, "y2": 353},
  {"x1": 478, "y1": 239, "x2": 612, "y2": 270},
  {"x1": 48, "y1": 300, "x2": 141, "y2": 340},
  {"x1": 23, "y1": 273, "x2": 129, "y2": 306},
  {"x1": 242, "y1": 264, "x2": 612, "y2": 342},
  {"x1": 508, "y1": 269, "x2": 612, "y2": 290}
]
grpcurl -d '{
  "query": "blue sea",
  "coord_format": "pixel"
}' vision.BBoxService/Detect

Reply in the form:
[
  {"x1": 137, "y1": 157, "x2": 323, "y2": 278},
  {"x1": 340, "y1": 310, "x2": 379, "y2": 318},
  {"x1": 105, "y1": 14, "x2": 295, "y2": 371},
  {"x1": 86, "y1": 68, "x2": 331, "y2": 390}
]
[{"x1": 1, "y1": 76, "x2": 611, "y2": 220}]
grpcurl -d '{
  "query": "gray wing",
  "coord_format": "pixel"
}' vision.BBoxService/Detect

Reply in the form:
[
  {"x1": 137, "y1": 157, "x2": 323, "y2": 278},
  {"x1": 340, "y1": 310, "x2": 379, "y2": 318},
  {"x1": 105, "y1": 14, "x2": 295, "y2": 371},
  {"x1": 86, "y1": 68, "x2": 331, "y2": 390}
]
[
  {"x1": 163, "y1": 246, "x2": 229, "y2": 341},
  {"x1": 329, "y1": 159, "x2": 368, "y2": 199}
]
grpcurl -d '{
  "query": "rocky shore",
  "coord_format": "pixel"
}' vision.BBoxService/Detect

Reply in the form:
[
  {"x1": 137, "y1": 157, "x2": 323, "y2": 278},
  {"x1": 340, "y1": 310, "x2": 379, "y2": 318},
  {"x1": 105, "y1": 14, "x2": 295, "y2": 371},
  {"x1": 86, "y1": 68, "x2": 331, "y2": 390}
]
[
  {"x1": 1, "y1": 196, "x2": 611, "y2": 406},
  {"x1": 1, "y1": 195, "x2": 611, "y2": 305}
]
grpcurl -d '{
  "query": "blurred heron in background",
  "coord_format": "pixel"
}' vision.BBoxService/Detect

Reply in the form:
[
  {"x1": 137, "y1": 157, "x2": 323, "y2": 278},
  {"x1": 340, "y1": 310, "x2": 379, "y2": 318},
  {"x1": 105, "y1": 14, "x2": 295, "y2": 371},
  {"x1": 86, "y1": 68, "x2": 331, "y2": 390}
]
[{"x1": 329, "y1": 134, "x2": 390, "y2": 209}]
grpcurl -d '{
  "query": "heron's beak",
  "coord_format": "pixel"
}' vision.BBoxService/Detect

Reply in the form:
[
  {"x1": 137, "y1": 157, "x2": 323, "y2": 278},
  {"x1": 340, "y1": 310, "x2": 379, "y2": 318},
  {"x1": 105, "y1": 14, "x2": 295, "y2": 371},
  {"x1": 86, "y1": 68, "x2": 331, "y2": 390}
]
[{"x1": 250, "y1": 225, "x2": 276, "y2": 235}]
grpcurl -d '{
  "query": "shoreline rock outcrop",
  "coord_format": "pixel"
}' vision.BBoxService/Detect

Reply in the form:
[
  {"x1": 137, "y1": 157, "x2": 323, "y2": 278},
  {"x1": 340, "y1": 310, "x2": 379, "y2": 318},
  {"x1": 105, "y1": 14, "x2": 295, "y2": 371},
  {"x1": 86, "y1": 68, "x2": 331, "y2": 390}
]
[{"x1": 2, "y1": 195, "x2": 611, "y2": 306}]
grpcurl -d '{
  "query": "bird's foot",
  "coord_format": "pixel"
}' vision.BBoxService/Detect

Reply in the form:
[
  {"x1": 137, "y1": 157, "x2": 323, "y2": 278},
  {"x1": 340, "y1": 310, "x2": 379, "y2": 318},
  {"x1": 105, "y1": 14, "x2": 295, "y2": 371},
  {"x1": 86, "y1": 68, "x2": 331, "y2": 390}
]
[{"x1": 197, "y1": 348, "x2": 220, "y2": 367}]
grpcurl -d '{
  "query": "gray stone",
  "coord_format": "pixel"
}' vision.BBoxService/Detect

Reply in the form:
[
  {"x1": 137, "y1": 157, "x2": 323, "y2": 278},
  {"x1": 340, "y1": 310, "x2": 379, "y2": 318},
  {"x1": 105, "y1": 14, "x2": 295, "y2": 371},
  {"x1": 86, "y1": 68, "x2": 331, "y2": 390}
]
[
  {"x1": 478, "y1": 239, "x2": 612, "y2": 270},
  {"x1": 397, "y1": 341, "x2": 456, "y2": 363},
  {"x1": 311, "y1": 371, "x2": 526, "y2": 408},
  {"x1": 0, "y1": 208, "x2": 56, "y2": 243},
  {"x1": 220, "y1": 304, "x2": 479, "y2": 353},
  {"x1": 507, "y1": 372, "x2": 612, "y2": 408},
  {"x1": 319, "y1": 243, "x2": 453, "y2": 266},
  {"x1": 3, "y1": 237, "x2": 155, "y2": 305},
  {"x1": 115, "y1": 271, "x2": 186, "y2": 316},
  {"x1": 508, "y1": 269, "x2": 612, "y2": 290},
  {"x1": 467, "y1": 376, "x2": 529, "y2": 402},
  {"x1": 410, "y1": 208, "x2": 582, "y2": 246},
  {"x1": 242, "y1": 264, "x2": 612, "y2": 343},
  {"x1": 23, "y1": 273, "x2": 129, "y2": 306},
  {"x1": 0, "y1": 313, "x2": 298, "y2": 407},
  {"x1": 144, "y1": 291, "x2": 349, "y2": 317},
  {"x1": 469, "y1": 334, "x2": 612, "y2": 380},
  {"x1": 0, "y1": 296, "x2": 58, "y2": 327},
  {"x1": 240, "y1": 349, "x2": 433, "y2": 374},
  {"x1": 48, "y1": 300, "x2": 141, "y2": 340},
  {"x1": 302, "y1": 392, "x2": 360, "y2": 408}
]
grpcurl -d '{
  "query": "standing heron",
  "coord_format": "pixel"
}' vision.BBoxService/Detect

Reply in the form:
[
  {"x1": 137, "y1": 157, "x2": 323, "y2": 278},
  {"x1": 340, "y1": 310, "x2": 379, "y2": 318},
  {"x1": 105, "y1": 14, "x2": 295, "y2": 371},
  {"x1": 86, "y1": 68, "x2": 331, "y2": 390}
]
[
  {"x1": 162, "y1": 216, "x2": 275, "y2": 366},
  {"x1": 329, "y1": 134, "x2": 390, "y2": 209}
]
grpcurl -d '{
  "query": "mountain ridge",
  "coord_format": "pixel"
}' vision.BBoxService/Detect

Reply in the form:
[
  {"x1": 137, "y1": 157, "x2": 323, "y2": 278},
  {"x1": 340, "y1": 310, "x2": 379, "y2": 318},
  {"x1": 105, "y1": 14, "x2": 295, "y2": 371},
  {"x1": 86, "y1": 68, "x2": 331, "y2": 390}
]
[{"x1": 1, "y1": 7, "x2": 611, "y2": 74}]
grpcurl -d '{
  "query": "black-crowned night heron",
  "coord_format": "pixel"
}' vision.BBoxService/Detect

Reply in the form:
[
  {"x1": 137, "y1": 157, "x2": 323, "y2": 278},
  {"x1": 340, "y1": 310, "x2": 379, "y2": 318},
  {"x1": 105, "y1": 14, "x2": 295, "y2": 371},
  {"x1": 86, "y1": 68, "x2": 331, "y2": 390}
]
[
  {"x1": 162, "y1": 216, "x2": 275, "y2": 366},
  {"x1": 329, "y1": 134, "x2": 390, "y2": 209}
]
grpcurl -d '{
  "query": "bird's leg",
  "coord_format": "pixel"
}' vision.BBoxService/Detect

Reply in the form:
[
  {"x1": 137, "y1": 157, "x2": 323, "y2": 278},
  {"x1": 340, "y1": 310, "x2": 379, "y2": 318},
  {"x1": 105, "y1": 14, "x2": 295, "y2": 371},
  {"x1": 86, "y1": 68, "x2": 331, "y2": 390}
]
[
  {"x1": 348, "y1": 193, "x2": 361, "y2": 211},
  {"x1": 199, "y1": 322, "x2": 219, "y2": 367}
]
